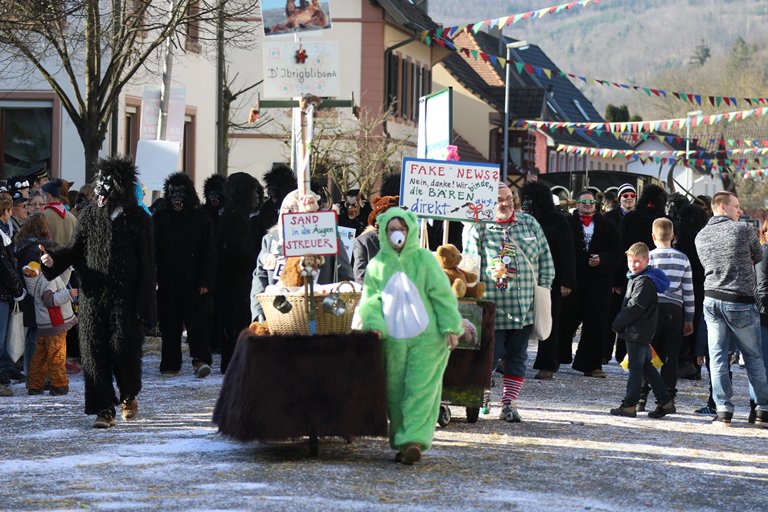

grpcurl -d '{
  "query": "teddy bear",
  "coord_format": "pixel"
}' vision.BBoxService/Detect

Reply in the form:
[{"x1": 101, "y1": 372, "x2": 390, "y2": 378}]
[
  {"x1": 248, "y1": 321, "x2": 271, "y2": 336},
  {"x1": 435, "y1": 244, "x2": 485, "y2": 298},
  {"x1": 278, "y1": 255, "x2": 326, "y2": 288}
]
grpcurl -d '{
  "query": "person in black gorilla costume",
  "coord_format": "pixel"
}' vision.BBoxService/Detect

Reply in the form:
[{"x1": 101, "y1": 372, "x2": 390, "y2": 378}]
[
  {"x1": 201, "y1": 174, "x2": 227, "y2": 353},
  {"x1": 154, "y1": 173, "x2": 216, "y2": 378},
  {"x1": 202, "y1": 174, "x2": 226, "y2": 229},
  {"x1": 259, "y1": 163, "x2": 297, "y2": 231},
  {"x1": 41, "y1": 157, "x2": 156, "y2": 429},
  {"x1": 217, "y1": 172, "x2": 261, "y2": 373}
]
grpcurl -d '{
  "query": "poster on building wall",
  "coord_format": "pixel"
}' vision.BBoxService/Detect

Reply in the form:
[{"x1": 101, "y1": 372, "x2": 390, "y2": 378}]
[
  {"x1": 263, "y1": 40, "x2": 340, "y2": 98},
  {"x1": 139, "y1": 86, "x2": 161, "y2": 141},
  {"x1": 400, "y1": 157, "x2": 500, "y2": 223},
  {"x1": 261, "y1": 0, "x2": 333, "y2": 37}
]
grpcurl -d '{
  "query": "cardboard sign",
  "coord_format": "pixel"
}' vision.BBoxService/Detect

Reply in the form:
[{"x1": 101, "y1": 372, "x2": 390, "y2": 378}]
[
  {"x1": 135, "y1": 140, "x2": 180, "y2": 192},
  {"x1": 263, "y1": 41, "x2": 340, "y2": 98},
  {"x1": 400, "y1": 157, "x2": 500, "y2": 222},
  {"x1": 337, "y1": 226, "x2": 356, "y2": 261},
  {"x1": 282, "y1": 210, "x2": 339, "y2": 257}
]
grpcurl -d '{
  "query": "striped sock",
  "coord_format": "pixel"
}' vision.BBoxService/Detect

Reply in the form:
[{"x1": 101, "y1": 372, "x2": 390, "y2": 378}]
[{"x1": 502, "y1": 375, "x2": 524, "y2": 405}]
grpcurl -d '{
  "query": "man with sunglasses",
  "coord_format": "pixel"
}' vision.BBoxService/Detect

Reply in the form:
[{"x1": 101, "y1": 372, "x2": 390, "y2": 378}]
[
  {"x1": 605, "y1": 183, "x2": 636, "y2": 228},
  {"x1": 559, "y1": 190, "x2": 622, "y2": 378}
]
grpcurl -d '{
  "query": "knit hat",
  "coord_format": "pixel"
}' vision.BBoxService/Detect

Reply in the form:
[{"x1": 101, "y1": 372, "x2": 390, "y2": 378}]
[
  {"x1": 367, "y1": 195, "x2": 400, "y2": 226},
  {"x1": 617, "y1": 183, "x2": 636, "y2": 196}
]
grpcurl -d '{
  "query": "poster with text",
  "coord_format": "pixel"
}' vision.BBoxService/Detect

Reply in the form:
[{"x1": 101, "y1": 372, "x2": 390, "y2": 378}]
[
  {"x1": 263, "y1": 40, "x2": 340, "y2": 98},
  {"x1": 400, "y1": 157, "x2": 500, "y2": 222},
  {"x1": 282, "y1": 210, "x2": 340, "y2": 257},
  {"x1": 261, "y1": 0, "x2": 332, "y2": 37}
]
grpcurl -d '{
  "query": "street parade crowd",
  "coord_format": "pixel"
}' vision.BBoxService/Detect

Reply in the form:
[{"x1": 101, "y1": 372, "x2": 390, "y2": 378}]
[{"x1": 1, "y1": 157, "x2": 768, "y2": 465}]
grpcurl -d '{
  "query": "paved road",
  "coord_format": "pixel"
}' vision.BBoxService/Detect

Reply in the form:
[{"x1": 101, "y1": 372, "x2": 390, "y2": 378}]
[{"x1": 1, "y1": 337, "x2": 766, "y2": 511}]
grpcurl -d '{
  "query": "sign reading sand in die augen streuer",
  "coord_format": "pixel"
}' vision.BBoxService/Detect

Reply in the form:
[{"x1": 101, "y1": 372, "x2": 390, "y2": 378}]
[
  {"x1": 399, "y1": 157, "x2": 500, "y2": 222},
  {"x1": 282, "y1": 210, "x2": 340, "y2": 258}
]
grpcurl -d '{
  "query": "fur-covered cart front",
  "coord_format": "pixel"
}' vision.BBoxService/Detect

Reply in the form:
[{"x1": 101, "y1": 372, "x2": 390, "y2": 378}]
[{"x1": 212, "y1": 330, "x2": 388, "y2": 456}]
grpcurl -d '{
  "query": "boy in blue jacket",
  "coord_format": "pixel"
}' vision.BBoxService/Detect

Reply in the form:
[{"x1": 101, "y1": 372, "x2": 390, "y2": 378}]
[{"x1": 611, "y1": 242, "x2": 675, "y2": 418}]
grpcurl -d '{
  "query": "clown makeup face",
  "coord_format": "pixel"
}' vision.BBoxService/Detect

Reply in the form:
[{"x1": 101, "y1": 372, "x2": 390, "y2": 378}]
[
  {"x1": 576, "y1": 193, "x2": 596, "y2": 216},
  {"x1": 620, "y1": 191, "x2": 636, "y2": 211},
  {"x1": 168, "y1": 184, "x2": 186, "y2": 212},
  {"x1": 386, "y1": 217, "x2": 408, "y2": 252},
  {"x1": 93, "y1": 172, "x2": 114, "y2": 208}
]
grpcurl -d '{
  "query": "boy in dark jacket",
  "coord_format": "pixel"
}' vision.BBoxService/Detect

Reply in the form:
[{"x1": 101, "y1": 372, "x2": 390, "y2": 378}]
[{"x1": 611, "y1": 242, "x2": 674, "y2": 418}]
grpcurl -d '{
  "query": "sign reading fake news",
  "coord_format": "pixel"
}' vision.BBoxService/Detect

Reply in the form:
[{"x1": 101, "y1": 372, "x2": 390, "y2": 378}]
[
  {"x1": 282, "y1": 211, "x2": 340, "y2": 258},
  {"x1": 400, "y1": 157, "x2": 501, "y2": 222}
]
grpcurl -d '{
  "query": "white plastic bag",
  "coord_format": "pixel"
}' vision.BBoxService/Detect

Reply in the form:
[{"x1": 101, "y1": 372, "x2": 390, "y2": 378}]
[
  {"x1": 6, "y1": 301, "x2": 26, "y2": 362},
  {"x1": 381, "y1": 272, "x2": 429, "y2": 339}
]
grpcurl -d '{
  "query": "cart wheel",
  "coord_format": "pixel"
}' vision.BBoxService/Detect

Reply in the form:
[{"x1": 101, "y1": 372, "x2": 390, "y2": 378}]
[
  {"x1": 466, "y1": 407, "x2": 480, "y2": 423},
  {"x1": 438, "y1": 404, "x2": 451, "y2": 427}
]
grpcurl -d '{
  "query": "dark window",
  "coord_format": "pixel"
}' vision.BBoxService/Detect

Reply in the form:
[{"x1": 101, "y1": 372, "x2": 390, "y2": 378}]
[{"x1": 0, "y1": 105, "x2": 52, "y2": 179}]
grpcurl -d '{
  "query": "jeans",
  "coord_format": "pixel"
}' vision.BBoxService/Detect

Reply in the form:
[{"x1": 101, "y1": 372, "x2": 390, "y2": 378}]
[
  {"x1": 703, "y1": 297, "x2": 768, "y2": 413},
  {"x1": 624, "y1": 342, "x2": 670, "y2": 407},
  {"x1": 23, "y1": 325, "x2": 38, "y2": 377},
  {"x1": 0, "y1": 301, "x2": 12, "y2": 373},
  {"x1": 494, "y1": 325, "x2": 532, "y2": 377}
]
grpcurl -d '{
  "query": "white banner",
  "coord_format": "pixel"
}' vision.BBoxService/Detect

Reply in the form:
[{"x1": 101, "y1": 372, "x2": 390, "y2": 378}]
[{"x1": 282, "y1": 210, "x2": 340, "y2": 257}]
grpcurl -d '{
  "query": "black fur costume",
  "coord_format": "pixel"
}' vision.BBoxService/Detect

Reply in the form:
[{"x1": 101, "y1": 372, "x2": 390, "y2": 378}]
[
  {"x1": 258, "y1": 163, "x2": 297, "y2": 233},
  {"x1": 154, "y1": 173, "x2": 216, "y2": 373},
  {"x1": 43, "y1": 157, "x2": 156, "y2": 416},
  {"x1": 217, "y1": 172, "x2": 261, "y2": 373}
]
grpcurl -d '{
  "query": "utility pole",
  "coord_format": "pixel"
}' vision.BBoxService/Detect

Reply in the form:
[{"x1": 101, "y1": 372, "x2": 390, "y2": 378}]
[
  {"x1": 215, "y1": 0, "x2": 227, "y2": 175},
  {"x1": 158, "y1": 0, "x2": 175, "y2": 141}
]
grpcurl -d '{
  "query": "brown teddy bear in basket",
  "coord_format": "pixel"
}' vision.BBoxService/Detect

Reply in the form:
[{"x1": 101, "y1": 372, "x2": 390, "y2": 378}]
[
  {"x1": 435, "y1": 244, "x2": 485, "y2": 298},
  {"x1": 279, "y1": 255, "x2": 326, "y2": 288}
]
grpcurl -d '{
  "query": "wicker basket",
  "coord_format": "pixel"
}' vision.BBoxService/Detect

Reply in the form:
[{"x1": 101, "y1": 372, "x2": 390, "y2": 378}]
[{"x1": 258, "y1": 285, "x2": 361, "y2": 335}]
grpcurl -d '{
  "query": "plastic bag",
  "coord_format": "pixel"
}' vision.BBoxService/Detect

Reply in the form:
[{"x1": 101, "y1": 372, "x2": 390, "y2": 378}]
[
  {"x1": 381, "y1": 272, "x2": 429, "y2": 339},
  {"x1": 6, "y1": 301, "x2": 26, "y2": 362}
]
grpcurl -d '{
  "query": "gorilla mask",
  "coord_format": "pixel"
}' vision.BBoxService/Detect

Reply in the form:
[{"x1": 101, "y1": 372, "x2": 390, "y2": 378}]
[
  {"x1": 92, "y1": 157, "x2": 138, "y2": 211},
  {"x1": 168, "y1": 185, "x2": 186, "y2": 211},
  {"x1": 93, "y1": 173, "x2": 114, "y2": 208}
]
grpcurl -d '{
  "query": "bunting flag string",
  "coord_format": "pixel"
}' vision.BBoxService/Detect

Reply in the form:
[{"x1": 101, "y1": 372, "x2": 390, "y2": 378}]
[
  {"x1": 622, "y1": 132, "x2": 768, "y2": 148},
  {"x1": 421, "y1": 0, "x2": 598, "y2": 42},
  {"x1": 422, "y1": 34, "x2": 768, "y2": 108},
  {"x1": 555, "y1": 143, "x2": 768, "y2": 160},
  {"x1": 515, "y1": 105, "x2": 768, "y2": 134}
]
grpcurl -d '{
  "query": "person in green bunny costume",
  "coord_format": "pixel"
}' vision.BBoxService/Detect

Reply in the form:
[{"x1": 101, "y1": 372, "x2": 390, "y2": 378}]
[{"x1": 359, "y1": 207, "x2": 463, "y2": 465}]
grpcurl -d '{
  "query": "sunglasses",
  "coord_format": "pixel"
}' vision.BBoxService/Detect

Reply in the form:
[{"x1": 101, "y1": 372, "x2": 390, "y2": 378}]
[
  {"x1": 577, "y1": 199, "x2": 596, "y2": 205},
  {"x1": 620, "y1": 193, "x2": 637, "y2": 199}
]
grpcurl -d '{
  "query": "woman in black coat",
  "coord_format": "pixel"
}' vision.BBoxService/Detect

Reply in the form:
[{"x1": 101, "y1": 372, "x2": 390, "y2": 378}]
[
  {"x1": 559, "y1": 190, "x2": 622, "y2": 377},
  {"x1": 520, "y1": 182, "x2": 576, "y2": 379}
]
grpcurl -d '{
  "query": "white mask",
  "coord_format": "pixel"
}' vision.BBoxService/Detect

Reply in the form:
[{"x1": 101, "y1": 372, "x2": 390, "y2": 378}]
[{"x1": 389, "y1": 230, "x2": 406, "y2": 249}]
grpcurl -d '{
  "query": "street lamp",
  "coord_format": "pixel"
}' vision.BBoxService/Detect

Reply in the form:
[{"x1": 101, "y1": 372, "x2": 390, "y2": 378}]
[
  {"x1": 502, "y1": 40, "x2": 529, "y2": 181},
  {"x1": 684, "y1": 109, "x2": 703, "y2": 194}
]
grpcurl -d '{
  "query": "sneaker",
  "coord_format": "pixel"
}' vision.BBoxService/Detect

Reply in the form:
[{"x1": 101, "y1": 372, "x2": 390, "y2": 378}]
[
  {"x1": 610, "y1": 404, "x2": 637, "y2": 417},
  {"x1": 754, "y1": 409, "x2": 768, "y2": 426},
  {"x1": 499, "y1": 402, "x2": 522, "y2": 422},
  {"x1": 636, "y1": 398, "x2": 647, "y2": 412},
  {"x1": 49, "y1": 386, "x2": 69, "y2": 396},
  {"x1": 535, "y1": 370, "x2": 554, "y2": 380},
  {"x1": 121, "y1": 397, "x2": 138, "y2": 420},
  {"x1": 400, "y1": 443, "x2": 422, "y2": 465},
  {"x1": 648, "y1": 399, "x2": 676, "y2": 419},
  {"x1": 584, "y1": 369, "x2": 607, "y2": 378},
  {"x1": 27, "y1": 388, "x2": 44, "y2": 395},
  {"x1": 694, "y1": 406, "x2": 717, "y2": 415},
  {"x1": 0, "y1": 385, "x2": 12, "y2": 397},
  {"x1": 193, "y1": 361, "x2": 211, "y2": 379},
  {"x1": 94, "y1": 410, "x2": 116, "y2": 429},
  {"x1": 712, "y1": 411, "x2": 733, "y2": 425},
  {"x1": 3, "y1": 368, "x2": 24, "y2": 382}
]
